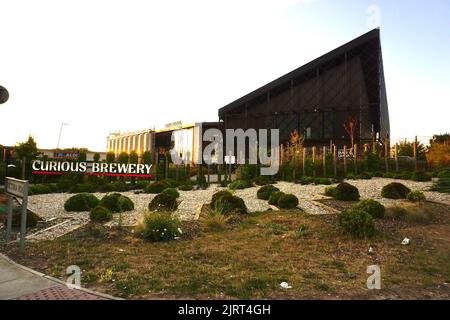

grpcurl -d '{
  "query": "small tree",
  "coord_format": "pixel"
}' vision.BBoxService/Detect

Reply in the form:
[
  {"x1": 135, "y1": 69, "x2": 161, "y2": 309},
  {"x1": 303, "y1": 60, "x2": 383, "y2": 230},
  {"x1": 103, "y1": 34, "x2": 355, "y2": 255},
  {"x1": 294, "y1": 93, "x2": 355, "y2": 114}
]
[
  {"x1": 398, "y1": 140, "x2": 426, "y2": 160},
  {"x1": 343, "y1": 117, "x2": 358, "y2": 152},
  {"x1": 142, "y1": 150, "x2": 152, "y2": 164},
  {"x1": 93, "y1": 153, "x2": 100, "y2": 162},
  {"x1": 78, "y1": 150, "x2": 87, "y2": 162},
  {"x1": 106, "y1": 152, "x2": 115, "y2": 163},
  {"x1": 129, "y1": 151, "x2": 139, "y2": 164},
  {"x1": 14, "y1": 135, "x2": 40, "y2": 160},
  {"x1": 117, "y1": 152, "x2": 129, "y2": 164}
]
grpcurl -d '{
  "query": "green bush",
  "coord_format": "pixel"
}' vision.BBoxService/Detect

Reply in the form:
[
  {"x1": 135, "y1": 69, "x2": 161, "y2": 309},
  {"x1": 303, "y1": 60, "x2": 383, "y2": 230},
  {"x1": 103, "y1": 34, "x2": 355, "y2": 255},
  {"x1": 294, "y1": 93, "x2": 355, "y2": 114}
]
[
  {"x1": 178, "y1": 184, "x2": 193, "y2": 191},
  {"x1": 134, "y1": 180, "x2": 150, "y2": 189},
  {"x1": 69, "y1": 183, "x2": 95, "y2": 193},
  {"x1": 324, "y1": 186, "x2": 336, "y2": 197},
  {"x1": 196, "y1": 174, "x2": 207, "y2": 185},
  {"x1": 111, "y1": 181, "x2": 128, "y2": 192},
  {"x1": 229, "y1": 179, "x2": 252, "y2": 190},
  {"x1": 382, "y1": 172, "x2": 394, "y2": 179},
  {"x1": 144, "y1": 181, "x2": 169, "y2": 194},
  {"x1": 353, "y1": 199, "x2": 385, "y2": 219},
  {"x1": 314, "y1": 178, "x2": 332, "y2": 185},
  {"x1": 140, "y1": 213, "x2": 182, "y2": 242},
  {"x1": 100, "y1": 193, "x2": 134, "y2": 213},
  {"x1": 393, "y1": 172, "x2": 412, "y2": 180},
  {"x1": 411, "y1": 171, "x2": 432, "y2": 182},
  {"x1": 28, "y1": 184, "x2": 52, "y2": 195},
  {"x1": 431, "y1": 169, "x2": 450, "y2": 193},
  {"x1": 346, "y1": 173, "x2": 357, "y2": 180},
  {"x1": 89, "y1": 206, "x2": 113, "y2": 222},
  {"x1": 372, "y1": 171, "x2": 384, "y2": 177},
  {"x1": 334, "y1": 182, "x2": 360, "y2": 201},
  {"x1": 299, "y1": 177, "x2": 314, "y2": 185},
  {"x1": 356, "y1": 172, "x2": 372, "y2": 180},
  {"x1": 148, "y1": 193, "x2": 178, "y2": 212},
  {"x1": 162, "y1": 187, "x2": 180, "y2": 198},
  {"x1": 407, "y1": 191, "x2": 426, "y2": 202},
  {"x1": 161, "y1": 178, "x2": 178, "y2": 188},
  {"x1": 256, "y1": 185, "x2": 280, "y2": 200},
  {"x1": 211, "y1": 190, "x2": 233, "y2": 207},
  {"x1": 381, "y1": 182, "x2": 411, "y2": 199},
  {"x1": 277, "y1": 194, "x2": 299, "y2": 209},
  {"x1": 268, "y1": 191, "x2": 285, "y2": 205},
  {"x1": 214, "y1": 194, "x2": 247, "y2": 215},
  {"x1": 252, "y1": 175, "x2": 274, "y2": 186},
  {"x1": 338, "y1": 209, "x2": 375, "y2": 238},
  {"x1": 64, "y1": 193, "x2": 100, "y2": 212}
]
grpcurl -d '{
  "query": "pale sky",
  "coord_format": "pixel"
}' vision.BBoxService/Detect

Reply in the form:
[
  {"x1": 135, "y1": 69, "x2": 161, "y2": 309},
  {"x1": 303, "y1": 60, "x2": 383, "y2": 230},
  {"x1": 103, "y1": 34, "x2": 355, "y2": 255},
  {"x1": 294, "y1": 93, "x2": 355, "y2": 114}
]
[{"x1": 0, "y1": 0, "x2": 449, "y2": 151}]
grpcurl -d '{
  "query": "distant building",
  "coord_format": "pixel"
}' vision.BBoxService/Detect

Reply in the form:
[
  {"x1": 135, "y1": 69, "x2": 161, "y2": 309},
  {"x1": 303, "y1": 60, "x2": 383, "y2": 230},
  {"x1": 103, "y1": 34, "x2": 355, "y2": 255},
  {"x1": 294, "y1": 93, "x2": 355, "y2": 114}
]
[
  {"x1": 107, "y1": 129, "x2": 154, "y2": 157},
  {"x1": 106, "y1": 122, "x2": 220, "y2": 164}
]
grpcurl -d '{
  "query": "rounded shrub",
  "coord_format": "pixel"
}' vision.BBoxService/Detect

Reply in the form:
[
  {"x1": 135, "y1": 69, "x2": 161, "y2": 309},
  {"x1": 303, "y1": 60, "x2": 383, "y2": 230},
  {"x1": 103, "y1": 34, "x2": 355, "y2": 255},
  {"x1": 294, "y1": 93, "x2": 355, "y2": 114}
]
[
  {"x1": 214, "y1": 194, "x2": 247, "y2": 215},
  {"x1": 28, "y1": 184, "x2": 52, "y2": 195},
  {"x1": 256, "y1": 185, "x2": 280, "y2": 200},
  {"x1": 162, "y1": 187, "x2": 180, "y2": 199},
  {"x1": 314, "y1": 178, "x2": 332, "y2": 185},
  {"x1": 411, "y1": 171, "x2": 432, "y2": 182},
  {"x1": 64, "y1": 193, "x2": 100, "y2": 212},
  {"x1": 100, "y1": 193, "x2": 134, "y2": 213},
  {"x1": 338, "y1": 209, "x2": 375, "y2": 238},
  {"x1": 334, "y1": 182, "x2": 360, "y2": 201},
  {"x1": 140, "y1": 213, "x2": 182, "y2": 242},
  {"x1": 381, "y1": 182, "x2": 411, "y2": 199},
  {"x1": 161, "y1": 179, "x2": 178, "y2": 188},
  {"x1": 324, "y1": 186, "x2": 337, "y2": 197},
  {"x1": 407, "y1": 191, "x2": 426, "y2": 202},
  {"x1": 9, "y1": 209, "x2": 39, "y2": 228},
  {"x1": 148, "y1": 193, "x2": 178, "y2": 212},
  {"x1": 111, "y1": 181, "x2": 128, "y2": 192},
  {"x1": 382, "y1": 172, "x2": 394, "y2": 179},
  {"x1": 299, "y1": 177, "x2": 314, "y2": 185},
  {"x1": 89, "y1": 206, "x2": 113, "y2": 222},
  {"x1": 356, "y1": 172, "x2": 372, "y2": 180},
  {"x1": 178, "y1": 184, "x2": 193, "y2": 191},
  {"x1": 211, "y1": 190, "x2": 233, "y2": 206},
  {"x1": 229, "y1": 179, "x2": 252, "y2": 190},
  {"x1": 353, "y1": 199, "x2": 385, "y2": 219},
  {"x1": 134, "y1": 180, "x2": 150, "y2": 190},
  {"x1": 268, "y1": 191, "x2": 285, "y2": 205},
  {"x1": 277, "y1": 194, "x2": 299, "y2": 209},
  {"x1": 144, "y1": 181, "x2": 169, "y2": 194}
]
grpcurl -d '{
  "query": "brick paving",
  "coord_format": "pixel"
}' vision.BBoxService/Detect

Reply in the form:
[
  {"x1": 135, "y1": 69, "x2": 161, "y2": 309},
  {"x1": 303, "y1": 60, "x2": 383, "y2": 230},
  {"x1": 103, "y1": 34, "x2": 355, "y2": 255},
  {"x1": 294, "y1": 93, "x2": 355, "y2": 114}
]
[{"x1": 14, "y1": 285, "x2": 108, "y2": 300}]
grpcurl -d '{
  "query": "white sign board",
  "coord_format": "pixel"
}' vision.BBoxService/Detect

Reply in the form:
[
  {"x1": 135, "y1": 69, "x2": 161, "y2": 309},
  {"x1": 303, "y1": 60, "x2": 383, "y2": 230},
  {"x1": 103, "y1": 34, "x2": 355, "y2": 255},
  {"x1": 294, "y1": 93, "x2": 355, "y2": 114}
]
[{"x1": 5, "y1": 177, "x2": 28, "y2": 198}]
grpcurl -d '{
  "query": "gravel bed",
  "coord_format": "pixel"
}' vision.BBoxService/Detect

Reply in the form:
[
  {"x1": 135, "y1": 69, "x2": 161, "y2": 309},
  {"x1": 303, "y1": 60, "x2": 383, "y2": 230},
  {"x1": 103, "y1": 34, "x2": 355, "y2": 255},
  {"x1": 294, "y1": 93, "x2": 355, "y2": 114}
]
[{"x1": 12, "y1": 178, "x2": 449, "y2": 241}]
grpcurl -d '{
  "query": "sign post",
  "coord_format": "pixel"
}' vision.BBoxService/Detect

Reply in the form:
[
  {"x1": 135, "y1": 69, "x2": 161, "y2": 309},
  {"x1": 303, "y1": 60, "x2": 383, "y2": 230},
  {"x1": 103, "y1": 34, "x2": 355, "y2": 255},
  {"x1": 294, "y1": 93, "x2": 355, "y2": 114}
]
[{"x1": 5, "y1": 177, "x2": 29, "y2": 253}]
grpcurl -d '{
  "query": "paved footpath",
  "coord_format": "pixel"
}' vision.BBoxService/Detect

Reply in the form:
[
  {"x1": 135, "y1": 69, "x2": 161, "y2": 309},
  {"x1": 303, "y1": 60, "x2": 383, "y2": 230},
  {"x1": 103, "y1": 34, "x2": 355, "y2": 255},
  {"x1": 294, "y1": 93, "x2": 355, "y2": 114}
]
[{"x1": 0, "y1": 253, "x2": 118, "y2": 300}]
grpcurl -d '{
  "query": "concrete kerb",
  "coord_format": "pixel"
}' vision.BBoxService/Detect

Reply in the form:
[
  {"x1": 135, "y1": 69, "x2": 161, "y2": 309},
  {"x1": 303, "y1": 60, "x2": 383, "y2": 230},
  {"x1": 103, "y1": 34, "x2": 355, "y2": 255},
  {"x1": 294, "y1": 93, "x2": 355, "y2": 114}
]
[{"x1": 0, "y1": 252, "x2": 123, "y2": 300}]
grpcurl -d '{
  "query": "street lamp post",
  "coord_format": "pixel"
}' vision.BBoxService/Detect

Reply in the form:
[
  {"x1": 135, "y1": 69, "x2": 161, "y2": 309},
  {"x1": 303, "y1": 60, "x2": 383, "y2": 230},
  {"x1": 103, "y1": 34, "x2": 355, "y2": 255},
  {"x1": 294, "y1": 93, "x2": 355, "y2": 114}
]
[{"x1": 56, "y1": 122, "x2": 69, "y2": 149}]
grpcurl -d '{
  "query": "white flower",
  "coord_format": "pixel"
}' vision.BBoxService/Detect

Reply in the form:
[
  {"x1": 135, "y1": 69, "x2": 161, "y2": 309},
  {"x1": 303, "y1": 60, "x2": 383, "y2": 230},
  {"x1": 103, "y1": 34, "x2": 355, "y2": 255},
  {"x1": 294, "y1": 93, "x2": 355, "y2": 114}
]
[
  {"x1": 164, "y1": 228, "x2": 167, "y2": 231},
  {"x1": 178, "y1": 228, "x2": 183, "y2": 234}
]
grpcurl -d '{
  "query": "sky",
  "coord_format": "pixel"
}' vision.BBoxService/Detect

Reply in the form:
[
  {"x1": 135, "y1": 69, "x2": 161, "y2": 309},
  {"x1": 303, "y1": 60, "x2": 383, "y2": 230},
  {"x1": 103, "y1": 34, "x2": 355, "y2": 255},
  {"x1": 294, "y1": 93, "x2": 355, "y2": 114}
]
[{"x1": 0, "y1": 0, "x2": 449, "y2": 151}]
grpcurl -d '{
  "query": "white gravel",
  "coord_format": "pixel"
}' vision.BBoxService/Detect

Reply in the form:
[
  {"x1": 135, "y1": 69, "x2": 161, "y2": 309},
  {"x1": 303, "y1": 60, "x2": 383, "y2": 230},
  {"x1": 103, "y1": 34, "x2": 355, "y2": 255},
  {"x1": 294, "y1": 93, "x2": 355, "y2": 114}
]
[{"x1": 23, "y1": 178, "x2": 449, "y2": 241}]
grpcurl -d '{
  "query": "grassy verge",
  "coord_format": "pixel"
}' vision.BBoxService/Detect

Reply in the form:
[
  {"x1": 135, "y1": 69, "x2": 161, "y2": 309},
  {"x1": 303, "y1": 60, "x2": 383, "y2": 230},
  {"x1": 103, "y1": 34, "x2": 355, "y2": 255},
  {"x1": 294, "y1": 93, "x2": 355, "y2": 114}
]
[{"x1": 3, "y1": 202, "x2": 450, "y2": 299}]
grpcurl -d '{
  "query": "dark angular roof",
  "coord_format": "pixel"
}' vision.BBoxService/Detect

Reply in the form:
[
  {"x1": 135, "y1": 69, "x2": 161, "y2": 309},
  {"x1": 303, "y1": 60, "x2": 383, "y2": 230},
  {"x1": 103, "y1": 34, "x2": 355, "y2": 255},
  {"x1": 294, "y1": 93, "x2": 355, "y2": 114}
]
[{"x1": 219, "y1": 28, "x2": 381, "y2": 116}]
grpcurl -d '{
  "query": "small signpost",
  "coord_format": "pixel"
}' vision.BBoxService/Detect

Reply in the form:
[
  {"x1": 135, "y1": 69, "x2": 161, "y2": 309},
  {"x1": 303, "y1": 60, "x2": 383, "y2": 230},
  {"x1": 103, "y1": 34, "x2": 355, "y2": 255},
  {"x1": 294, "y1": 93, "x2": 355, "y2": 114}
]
[{"x1": 5, "y1": 177, "x2": 29, "y2": 253}]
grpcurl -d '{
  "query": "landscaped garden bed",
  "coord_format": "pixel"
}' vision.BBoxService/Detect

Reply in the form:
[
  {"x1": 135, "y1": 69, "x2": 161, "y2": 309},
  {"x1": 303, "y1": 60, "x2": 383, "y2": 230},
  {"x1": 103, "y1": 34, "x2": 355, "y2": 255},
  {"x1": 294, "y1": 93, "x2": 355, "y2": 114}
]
[{"x1": 2, "y1": 200, "x2": 449, "y2": 300}]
